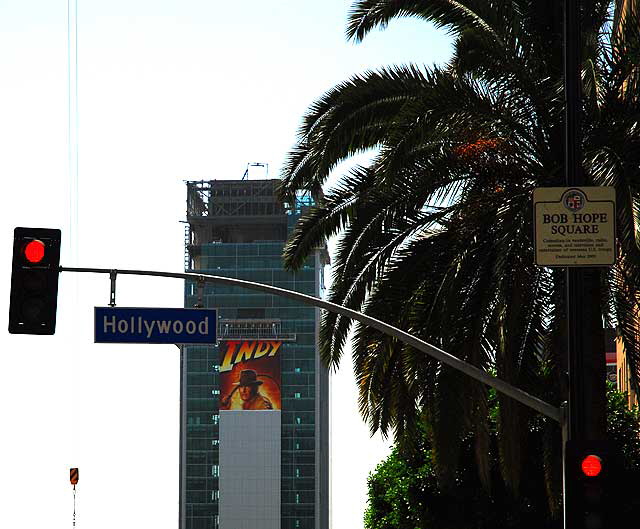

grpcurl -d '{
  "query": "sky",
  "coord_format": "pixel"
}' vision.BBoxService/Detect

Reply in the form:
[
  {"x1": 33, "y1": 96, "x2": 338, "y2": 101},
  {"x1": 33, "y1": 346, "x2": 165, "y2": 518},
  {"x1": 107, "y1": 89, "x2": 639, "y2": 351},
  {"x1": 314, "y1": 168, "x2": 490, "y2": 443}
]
[{"x1": 0, "y1": 2, "x2": 451, "y2": 528}]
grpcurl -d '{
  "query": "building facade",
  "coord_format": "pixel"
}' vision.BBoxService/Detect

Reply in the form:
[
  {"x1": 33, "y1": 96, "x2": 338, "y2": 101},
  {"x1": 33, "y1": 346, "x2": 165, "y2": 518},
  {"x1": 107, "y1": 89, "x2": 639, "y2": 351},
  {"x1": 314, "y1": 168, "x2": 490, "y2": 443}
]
[
  {"x1": 614, "y1": 0, "x2": 640, "y2": 408},
  {"x1": 617, "y1": 337, "x2": 639, "y2": 409},
  {"x1": 181, "y1": 179, "x2": 330, "y2": 529}
]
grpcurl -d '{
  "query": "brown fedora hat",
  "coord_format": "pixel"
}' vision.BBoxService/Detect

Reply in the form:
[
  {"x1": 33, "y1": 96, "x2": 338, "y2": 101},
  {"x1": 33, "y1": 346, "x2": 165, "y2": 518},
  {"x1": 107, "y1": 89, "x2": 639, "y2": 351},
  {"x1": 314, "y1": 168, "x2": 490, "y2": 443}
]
[{"x1": 233, "y1": 369, "x2": 263, "y2": 386}]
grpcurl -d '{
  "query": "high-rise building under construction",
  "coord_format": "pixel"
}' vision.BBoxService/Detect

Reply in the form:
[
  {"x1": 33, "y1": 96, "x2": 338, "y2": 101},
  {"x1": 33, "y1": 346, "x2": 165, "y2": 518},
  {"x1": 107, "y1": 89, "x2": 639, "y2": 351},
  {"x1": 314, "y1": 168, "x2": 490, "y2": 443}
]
[{"x1": 181, "y1": 179, "x2": 330, "y2": 529}]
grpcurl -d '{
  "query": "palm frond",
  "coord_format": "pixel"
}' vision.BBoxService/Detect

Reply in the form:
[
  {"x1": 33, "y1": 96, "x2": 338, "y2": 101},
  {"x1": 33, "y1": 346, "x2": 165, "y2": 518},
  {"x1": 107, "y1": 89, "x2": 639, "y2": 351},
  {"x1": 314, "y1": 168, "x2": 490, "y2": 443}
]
[
  {"x1": 346, "y1": 0, "x2": 506, "y2": 44},
  {"x1": 280, "y1": 0, "x2": 640, "y2": 512}
]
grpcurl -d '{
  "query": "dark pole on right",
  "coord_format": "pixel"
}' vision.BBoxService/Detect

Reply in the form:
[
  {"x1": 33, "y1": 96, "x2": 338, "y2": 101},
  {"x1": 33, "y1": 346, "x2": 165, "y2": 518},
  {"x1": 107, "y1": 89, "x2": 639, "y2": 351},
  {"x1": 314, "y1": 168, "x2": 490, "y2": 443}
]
[
  {"x1": 564, "y1": 0, "x2": 606, "y2": 447},
  {"x1": 564, "y1": 0, "x2": 607, "y2": 527},
  {"x1": 565, "y1": 0, "x2": 585, "y2": 443}
]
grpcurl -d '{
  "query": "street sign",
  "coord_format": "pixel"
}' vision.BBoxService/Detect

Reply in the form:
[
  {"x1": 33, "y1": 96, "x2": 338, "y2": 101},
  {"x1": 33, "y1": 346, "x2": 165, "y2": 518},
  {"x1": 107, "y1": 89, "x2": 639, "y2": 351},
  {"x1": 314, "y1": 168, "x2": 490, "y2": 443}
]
[
  {"x1": 533, "y1": 187, "x2": 616, "y2": 267},
  {"x1": 95, "y1": 307, "x2": 217, "y2": 344}
]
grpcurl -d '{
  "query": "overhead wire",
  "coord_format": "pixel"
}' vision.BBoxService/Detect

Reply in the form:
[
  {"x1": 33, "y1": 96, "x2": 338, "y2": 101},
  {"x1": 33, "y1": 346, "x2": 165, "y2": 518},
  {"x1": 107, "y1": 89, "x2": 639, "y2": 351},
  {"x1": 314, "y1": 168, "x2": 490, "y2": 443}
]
[
  {"x1": 68, "y1": 5, "x2": 79, "y2": 524},
  {"x1": 68, "y1": 0, "x2": 78, "y2": 267}
]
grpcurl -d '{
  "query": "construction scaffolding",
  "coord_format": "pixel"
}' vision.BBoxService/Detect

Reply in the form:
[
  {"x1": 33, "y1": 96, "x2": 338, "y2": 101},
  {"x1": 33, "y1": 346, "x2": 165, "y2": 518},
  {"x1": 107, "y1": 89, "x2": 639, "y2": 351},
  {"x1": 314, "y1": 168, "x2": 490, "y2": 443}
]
[{"x1": 184, "y1": 179, "x2": 317, "y2": 271}]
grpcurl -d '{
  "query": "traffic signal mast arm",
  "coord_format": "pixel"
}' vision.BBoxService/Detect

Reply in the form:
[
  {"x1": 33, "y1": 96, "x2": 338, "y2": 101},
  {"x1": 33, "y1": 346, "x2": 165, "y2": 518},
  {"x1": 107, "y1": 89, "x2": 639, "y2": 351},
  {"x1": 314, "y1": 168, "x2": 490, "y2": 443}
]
[{"x1": 59, "y1": 265, "x2": 563, "y2": 423}]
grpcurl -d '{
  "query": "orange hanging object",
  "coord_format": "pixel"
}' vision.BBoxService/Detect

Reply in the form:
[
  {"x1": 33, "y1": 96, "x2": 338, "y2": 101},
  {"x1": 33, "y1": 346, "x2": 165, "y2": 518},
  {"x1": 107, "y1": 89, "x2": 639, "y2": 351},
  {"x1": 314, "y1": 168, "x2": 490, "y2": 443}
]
[{"x1": 70, "y1": 468, "x2": 79, "y2": 486}]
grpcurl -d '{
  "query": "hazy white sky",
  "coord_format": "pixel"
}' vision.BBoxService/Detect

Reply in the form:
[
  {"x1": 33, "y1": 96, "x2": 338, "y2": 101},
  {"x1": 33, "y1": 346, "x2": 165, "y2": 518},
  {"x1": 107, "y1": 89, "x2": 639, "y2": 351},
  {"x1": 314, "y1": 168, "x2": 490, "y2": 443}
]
[{"x1": 0, "y1": 2, "x2": 451, "y2": 528}]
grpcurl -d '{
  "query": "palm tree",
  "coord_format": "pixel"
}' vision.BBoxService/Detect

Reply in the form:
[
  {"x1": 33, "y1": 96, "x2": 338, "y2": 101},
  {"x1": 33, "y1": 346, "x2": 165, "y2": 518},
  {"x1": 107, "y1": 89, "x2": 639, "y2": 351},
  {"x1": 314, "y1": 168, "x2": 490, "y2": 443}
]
[{"x1": 279, "y1": 0, "x2": 640, "y2": 516}]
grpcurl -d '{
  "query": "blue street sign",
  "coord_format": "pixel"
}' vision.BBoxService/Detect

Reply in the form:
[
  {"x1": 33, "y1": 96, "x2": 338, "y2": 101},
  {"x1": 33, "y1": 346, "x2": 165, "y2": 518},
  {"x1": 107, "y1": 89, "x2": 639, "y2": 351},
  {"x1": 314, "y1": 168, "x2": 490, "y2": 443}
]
[{"x1": 95, "y1": 307, "x2": 217, "y2": 344}]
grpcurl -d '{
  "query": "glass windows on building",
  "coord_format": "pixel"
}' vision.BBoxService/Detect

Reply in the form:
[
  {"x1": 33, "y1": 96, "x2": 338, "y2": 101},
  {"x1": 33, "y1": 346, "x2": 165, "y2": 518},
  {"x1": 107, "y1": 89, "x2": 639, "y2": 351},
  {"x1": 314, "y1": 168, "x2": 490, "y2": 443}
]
[
  {"x1": 183, "y1": 181, "x2": 327, "y2": 529},
  {"x1": 184, "y1": 250, "x2": 321, "y2": 529}
]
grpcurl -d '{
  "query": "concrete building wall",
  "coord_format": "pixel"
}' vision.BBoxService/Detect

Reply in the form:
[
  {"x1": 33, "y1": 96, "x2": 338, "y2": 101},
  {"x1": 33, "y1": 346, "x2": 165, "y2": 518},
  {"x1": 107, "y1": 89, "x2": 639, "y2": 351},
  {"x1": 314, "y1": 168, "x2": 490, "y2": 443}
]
[{"x1": 219, "y1": 411, "x2": 281, "y2": 529}]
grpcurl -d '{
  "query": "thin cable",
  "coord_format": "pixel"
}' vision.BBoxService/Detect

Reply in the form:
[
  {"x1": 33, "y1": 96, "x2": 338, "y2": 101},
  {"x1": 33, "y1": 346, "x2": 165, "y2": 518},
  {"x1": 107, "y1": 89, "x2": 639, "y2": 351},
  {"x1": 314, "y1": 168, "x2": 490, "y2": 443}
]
[
  {"x1": 67, "y1": 0, "x2": 79, "y2": 471},
  {"x1": 67, "y1": 0, "x2": 79, "y2": 267}
]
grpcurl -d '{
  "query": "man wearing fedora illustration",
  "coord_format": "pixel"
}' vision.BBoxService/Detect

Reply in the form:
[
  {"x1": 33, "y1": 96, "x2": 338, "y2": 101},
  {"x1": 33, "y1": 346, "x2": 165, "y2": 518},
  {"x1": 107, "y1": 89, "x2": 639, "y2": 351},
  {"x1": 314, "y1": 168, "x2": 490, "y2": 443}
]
[{"x1": 223, "y1": 369, "x2": 273, "y2": 410}]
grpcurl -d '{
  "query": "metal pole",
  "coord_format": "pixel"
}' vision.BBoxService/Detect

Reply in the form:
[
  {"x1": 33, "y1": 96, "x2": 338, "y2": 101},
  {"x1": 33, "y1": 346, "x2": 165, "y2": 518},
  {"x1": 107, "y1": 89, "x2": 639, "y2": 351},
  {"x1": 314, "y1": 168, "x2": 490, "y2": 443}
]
[
  {"x1": 565, "y1": 0, "x2": 584, "y2": 444},
  {"x1": 564, "y1": 2, "x2": 607, "y2": 527},
  {"x1": 59, "y1": 265, "x2": 562, "y2": 423},
  {"x1": 564, "y1": 0, "x2": 606, "y2": 443}
]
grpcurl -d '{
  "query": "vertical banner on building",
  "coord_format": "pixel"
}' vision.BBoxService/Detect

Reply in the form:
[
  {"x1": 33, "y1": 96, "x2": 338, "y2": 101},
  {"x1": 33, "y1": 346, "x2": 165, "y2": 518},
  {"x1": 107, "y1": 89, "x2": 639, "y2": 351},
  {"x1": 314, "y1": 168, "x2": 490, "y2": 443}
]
[{"x1": 219, "y1": 340, "x2": 282, "y2": 411}]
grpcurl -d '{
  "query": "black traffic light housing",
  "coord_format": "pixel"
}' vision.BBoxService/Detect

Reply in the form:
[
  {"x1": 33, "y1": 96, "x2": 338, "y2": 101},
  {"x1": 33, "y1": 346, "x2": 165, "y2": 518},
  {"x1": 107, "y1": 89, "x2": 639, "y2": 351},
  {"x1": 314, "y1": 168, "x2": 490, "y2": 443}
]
[
  {"x1": 9, "y1": 227, "x2": 61, "y2": 335},
  {"x1": 564, "y1": 439, "x2": 620, "y2": 529}
]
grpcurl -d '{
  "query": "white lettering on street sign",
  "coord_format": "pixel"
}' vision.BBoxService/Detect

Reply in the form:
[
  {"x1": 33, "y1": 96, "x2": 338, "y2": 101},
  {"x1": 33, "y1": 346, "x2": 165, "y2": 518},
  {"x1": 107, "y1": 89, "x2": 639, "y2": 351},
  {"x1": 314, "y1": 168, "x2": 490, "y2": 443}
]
[{"x1": 95, "y1": 307, "x2": 216, "y2": 344}]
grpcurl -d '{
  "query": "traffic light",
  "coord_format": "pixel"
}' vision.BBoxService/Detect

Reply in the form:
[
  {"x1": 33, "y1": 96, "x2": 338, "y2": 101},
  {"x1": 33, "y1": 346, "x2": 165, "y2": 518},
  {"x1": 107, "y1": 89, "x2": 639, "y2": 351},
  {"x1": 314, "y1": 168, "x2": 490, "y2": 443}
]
[
  {"x1": 564, "y1": 439, "x2": 618, "y2": 529},
  {"x1": 9, "y1": 227, "x2": 61, "y2": 335}
]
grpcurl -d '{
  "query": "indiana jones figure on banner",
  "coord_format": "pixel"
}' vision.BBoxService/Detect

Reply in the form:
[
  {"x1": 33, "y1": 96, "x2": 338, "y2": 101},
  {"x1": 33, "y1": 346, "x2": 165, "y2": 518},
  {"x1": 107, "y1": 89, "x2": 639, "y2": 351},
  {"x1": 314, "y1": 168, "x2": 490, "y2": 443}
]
[{"x1": 221, "y1": 369, "x2": 273, "y2": 410}]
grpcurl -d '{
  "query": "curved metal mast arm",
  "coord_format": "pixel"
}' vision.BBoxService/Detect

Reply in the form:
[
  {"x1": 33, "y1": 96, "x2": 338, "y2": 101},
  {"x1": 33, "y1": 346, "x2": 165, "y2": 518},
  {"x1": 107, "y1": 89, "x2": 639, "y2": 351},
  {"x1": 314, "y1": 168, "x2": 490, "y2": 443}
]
[{"x1": 59, "y1": 266, "x2": 562, "y2": 423}]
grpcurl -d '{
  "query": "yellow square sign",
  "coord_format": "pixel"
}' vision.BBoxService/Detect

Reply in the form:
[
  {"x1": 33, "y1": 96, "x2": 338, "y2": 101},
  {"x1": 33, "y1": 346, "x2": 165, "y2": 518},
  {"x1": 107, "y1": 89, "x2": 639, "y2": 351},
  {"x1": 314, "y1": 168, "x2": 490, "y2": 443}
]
[{"x1": 533, "y1": 187, "x2": 616, "y2": 267}]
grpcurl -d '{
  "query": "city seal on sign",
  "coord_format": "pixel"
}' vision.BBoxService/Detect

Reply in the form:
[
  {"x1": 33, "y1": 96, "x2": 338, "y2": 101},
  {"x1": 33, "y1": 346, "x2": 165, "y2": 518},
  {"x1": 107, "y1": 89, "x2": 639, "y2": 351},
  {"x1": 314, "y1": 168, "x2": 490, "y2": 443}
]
[{"x1": 562, "y1": 189, "x2": 586, "y2": 212}]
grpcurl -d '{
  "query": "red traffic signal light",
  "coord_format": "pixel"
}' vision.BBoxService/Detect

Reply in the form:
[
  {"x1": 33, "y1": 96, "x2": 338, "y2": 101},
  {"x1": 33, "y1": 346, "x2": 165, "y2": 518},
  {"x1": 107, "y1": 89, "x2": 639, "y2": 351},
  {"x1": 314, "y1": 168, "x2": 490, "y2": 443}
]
[
  {"x1": 581, "y1": 454, "x2": 602, "y2": 477},
  {"x1": 24, "y1": 239, "x2": 46, "y2": 263},
  {"x1": 9, "y1": 227, "x2": 61, "y2": 335},
  {"x1": 564, "y1": 440, "x2": 619, "y2": 529}
]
